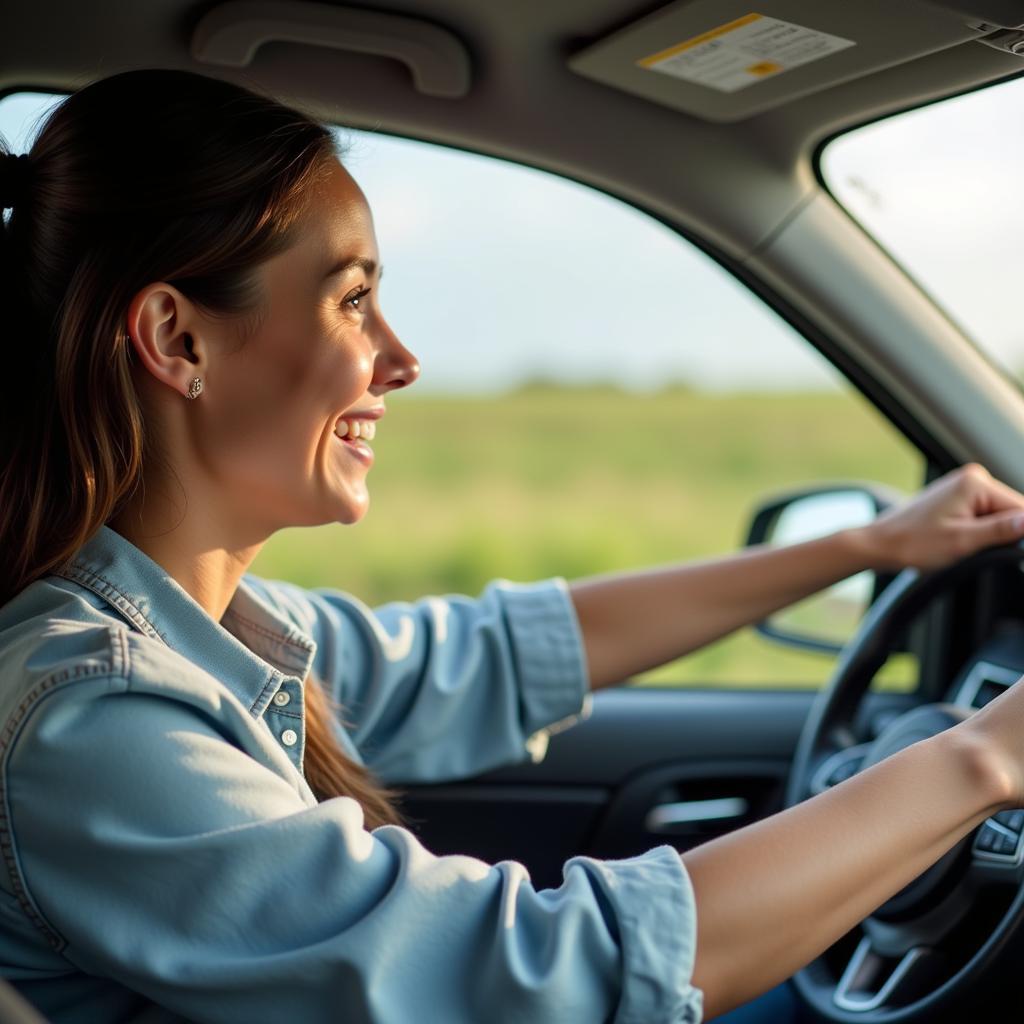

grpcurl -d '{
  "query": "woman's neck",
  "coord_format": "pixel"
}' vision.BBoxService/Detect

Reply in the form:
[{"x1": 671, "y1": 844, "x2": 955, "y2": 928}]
[{"x1": 108, "y1": 487, "x2": 266, "y2": 622}]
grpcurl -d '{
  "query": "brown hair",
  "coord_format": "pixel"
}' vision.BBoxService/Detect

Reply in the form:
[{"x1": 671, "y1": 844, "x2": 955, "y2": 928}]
[{"x1": 0, "y1": 68, "x2": 402, "y2": 828}]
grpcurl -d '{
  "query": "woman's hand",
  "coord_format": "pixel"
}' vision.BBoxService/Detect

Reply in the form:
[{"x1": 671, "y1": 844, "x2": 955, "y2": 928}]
[{"x1": 860, "y1": 463, "x2": 1024, "y2": 572}]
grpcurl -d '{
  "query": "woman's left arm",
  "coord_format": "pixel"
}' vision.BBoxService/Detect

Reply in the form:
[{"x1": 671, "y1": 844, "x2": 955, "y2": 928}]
[{"x1": 571, "y1": 464, "x2": 1024, "y2": 690}]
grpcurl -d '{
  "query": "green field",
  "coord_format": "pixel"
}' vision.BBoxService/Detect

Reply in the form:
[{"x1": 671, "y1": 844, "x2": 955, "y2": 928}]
[{"x1": 249, "y1": 387, "x2": 923, "y2": 689}]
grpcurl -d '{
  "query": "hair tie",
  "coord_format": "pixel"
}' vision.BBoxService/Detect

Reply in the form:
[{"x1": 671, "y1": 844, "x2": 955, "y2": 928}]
[{"x1": 1, "y1": 153, "x2": 32, "y2": 211}]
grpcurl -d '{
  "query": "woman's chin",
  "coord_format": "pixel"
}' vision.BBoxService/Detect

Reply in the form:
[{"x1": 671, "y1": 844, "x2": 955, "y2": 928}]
[
  {"x1": 334, "y1": 488, "x2": 370, "y2": 525},
  {"x1": 301, "y1": 477, "x2": 369, "y2": 526}
]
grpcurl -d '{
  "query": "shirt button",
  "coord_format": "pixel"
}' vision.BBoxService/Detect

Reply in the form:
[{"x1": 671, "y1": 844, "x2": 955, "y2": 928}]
[
  {"x1": 281, "y1": 729, "x2": 298, "y2": 747},
  {"x1": 273, "y1": 690, "x2": 291, "y2": 707}
]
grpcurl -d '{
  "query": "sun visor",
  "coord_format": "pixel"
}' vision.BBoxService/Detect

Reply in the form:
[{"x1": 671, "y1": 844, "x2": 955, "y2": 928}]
[{"x1": 568, "y1": 0, "x2": 1002, "y2": 122}]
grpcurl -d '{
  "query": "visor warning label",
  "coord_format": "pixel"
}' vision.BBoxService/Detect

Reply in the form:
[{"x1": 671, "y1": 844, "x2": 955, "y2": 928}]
[{"x1": 638, "y1": 13, "x2": 855, "y2": 93}]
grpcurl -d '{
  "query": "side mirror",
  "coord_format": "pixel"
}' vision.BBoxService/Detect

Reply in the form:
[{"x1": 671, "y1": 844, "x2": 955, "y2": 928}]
[{"x1": 745, "y1": 483, "x2": 905, "y2": 655}]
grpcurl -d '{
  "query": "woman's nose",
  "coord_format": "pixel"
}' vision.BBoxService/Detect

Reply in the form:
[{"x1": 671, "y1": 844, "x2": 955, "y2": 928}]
[{"x1": 372, "y1": 323, "x2": 420, "y2": 393}]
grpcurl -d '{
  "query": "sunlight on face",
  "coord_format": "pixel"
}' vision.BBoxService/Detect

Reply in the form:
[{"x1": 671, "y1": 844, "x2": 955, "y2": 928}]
[{"x1": 203, "y1": 159, "x2": 420, "y2": 533}]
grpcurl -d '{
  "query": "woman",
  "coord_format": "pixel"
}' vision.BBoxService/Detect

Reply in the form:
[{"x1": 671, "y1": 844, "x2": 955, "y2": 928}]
[{"x1": 2, "y1": 68, "x2": 1024, "y2": 1024}]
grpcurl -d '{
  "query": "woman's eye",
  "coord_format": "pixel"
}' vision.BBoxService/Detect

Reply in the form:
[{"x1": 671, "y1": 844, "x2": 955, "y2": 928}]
[{"x1": 343, "y1": 287, "x2": 371, "y2": 312}]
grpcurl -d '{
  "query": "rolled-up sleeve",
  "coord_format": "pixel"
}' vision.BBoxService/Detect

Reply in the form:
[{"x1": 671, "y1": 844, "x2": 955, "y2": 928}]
[
  {"x1": 245, "y1": 575, "x2": 592, "y2": 782},
  {"x1": 6, "y1": 679, "x2": 703, "y2": 1023}
]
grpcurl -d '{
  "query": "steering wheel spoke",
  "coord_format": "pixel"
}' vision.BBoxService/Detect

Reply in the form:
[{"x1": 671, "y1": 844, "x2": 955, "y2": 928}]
[{"x1": 834, "y1": 936, "x2": 943, "y2": 1013}]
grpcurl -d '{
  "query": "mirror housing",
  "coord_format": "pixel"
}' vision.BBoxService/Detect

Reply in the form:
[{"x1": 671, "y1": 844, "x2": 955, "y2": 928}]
[{"x1": 745, "y1": 483, "x2": 905, "y2": 654}]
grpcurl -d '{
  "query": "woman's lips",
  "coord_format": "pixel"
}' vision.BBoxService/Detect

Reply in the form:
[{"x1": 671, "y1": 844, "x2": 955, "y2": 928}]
[
  {"x1": 333, "y1": 412, "x2": 380, "y2": 466},
  {"x1": 332, "y1": 406, "x2": 384, "y2": 466}
]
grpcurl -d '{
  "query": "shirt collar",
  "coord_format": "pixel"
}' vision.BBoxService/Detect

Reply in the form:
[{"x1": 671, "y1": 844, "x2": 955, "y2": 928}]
[{"x1": 55, "y1": 525, "x2": 317, "y2": 713}]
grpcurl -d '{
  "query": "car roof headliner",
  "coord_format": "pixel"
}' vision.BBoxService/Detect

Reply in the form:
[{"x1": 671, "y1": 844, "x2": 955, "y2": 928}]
[{"x1": 3, "y1": 0, "x2": 1023, "y2": 257}]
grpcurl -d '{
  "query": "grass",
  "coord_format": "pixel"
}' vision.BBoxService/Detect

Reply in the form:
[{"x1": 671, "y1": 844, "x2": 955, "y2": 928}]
[{"x1": 249, "y1": 386, "x2": 923, "y2": 689}]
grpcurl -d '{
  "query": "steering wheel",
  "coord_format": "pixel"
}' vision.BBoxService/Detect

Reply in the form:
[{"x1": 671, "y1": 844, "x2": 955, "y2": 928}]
[{"x1": 786, "y1": 540, "x2": 1024, "y2": 1022}]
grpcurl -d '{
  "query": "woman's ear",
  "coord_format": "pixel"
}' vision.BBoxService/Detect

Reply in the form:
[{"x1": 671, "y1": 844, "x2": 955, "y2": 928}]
[{"x1": 125, "y1": 283, "x2": 205, "y2": 399}]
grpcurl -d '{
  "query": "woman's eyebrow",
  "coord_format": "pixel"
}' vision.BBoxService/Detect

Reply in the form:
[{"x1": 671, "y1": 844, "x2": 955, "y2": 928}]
[{"x1": 322, "y1": 256, "x2": 381, "y2": 281}]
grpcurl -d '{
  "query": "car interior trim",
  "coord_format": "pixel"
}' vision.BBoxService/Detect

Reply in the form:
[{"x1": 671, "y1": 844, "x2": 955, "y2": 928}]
[{"x1": 191, "y1": 0, "x2": 473, "y2": 98}]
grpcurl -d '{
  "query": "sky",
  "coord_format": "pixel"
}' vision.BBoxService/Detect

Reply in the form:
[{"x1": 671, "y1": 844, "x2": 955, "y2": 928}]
[{"x1": 3, "y1": 72, "x2": 1023, "y2": 393}]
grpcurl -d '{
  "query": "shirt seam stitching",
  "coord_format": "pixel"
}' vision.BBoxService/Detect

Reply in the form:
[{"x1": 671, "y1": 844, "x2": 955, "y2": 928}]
[
  {"x1": 57, "y1": 563, "x2": 169, "y2": 644},
  {"x1": 250, "y1": 675, "x2": 283, "y2": 717},
  {"x1": 221, "y1": 606, "x2": 314, "y2": 653}
]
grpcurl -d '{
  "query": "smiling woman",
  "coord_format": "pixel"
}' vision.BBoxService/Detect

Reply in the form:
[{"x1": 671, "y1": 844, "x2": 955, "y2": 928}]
[{"x1": 9, "y1": 65, "x2": 1024, "y2": 1024}]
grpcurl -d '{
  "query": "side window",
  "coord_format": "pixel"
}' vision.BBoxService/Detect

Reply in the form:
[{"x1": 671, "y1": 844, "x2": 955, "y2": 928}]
[{"x1": 1, "y1": 93, "x2": 922, "y2": 689}]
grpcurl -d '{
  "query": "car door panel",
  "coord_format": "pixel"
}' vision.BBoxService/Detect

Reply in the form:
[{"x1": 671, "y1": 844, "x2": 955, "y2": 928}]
[{"x1": 400, "y1": 687, "x2": 918, "y2": 888}]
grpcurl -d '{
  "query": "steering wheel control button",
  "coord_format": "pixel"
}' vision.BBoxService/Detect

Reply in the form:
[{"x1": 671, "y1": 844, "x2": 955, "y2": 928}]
[
  {"x1": 994, "y1": 808, "x2": 1024, "y2": 833},
  {"x1": 281, "y1": 729, "x2": 298, "y2": 747},
  {"x1": 974, "y1": 818, "x2": 1023, "y2": 862},
  {"x1": 273, "y1": 689, "x2": 291, "y2": 707},
  {"x1": 975, "y1": 825, "x2": 1000, "y2": 853},
  {"x1": 996, "y1": 832, "x2": 1019, "y2": 856}
]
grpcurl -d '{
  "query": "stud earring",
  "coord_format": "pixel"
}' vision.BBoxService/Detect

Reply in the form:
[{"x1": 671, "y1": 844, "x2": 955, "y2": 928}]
[{"x1": 186, "y1": 377, "x2": 203, "y2": 400}]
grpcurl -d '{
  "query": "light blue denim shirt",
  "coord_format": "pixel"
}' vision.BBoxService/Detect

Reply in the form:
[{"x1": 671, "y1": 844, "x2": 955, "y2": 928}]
[{"x1": 0, "y1": 525, "x2": 702, "y2": 1023}]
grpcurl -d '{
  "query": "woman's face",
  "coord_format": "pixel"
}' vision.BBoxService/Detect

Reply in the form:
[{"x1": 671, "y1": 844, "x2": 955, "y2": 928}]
[{"x1": 196, "y1": 158, "x2": 420, "y2": 534}]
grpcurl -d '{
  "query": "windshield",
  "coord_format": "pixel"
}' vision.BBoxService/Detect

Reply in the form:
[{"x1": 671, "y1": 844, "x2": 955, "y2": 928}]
[{"x1": 820, "y1": 73, "x2": 1024, "y2": 385}]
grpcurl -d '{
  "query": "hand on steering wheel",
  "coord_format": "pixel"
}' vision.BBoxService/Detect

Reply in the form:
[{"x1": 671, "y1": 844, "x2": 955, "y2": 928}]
[{"x1": 858, "y1": 463, "x2": 1024, "y2": 573}]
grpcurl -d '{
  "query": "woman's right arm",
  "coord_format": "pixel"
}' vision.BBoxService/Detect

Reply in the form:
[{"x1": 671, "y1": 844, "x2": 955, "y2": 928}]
[{"x1": 684, "y1": 710, "x2": 1013, "y2": 1019}]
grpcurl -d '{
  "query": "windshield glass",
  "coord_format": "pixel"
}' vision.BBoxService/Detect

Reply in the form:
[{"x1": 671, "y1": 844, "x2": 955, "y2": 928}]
[{"x1": 821, "y1": 73, "x2": 1024, "y2": 385}]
